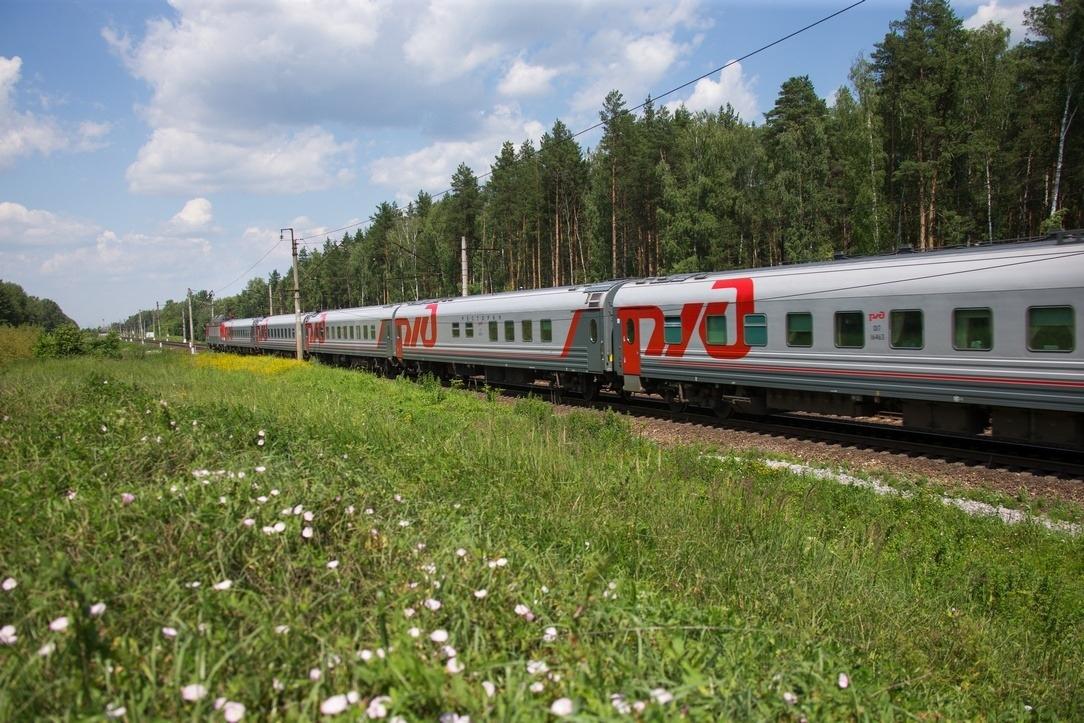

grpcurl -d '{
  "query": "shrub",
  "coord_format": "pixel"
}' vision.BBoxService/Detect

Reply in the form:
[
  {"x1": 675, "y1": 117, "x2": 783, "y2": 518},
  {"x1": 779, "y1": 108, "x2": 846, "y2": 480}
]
[{"x1": 33, "y1": 324, "x2": 86, "y2": 358}]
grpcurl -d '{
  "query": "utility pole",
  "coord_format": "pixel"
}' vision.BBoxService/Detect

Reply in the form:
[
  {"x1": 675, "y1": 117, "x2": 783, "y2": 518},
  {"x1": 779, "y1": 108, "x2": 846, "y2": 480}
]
[
  {"x1": 187, "y1": 288, "x2": 195, "y2": 354},
  {"x1": 461, "y1": 235, "x2": 468, "y2": 297},
  {"x1": 210, "y1": 291, "x2": 214, "y2": 319},
  {"x1": 181, "y1": 305, "x2": 187, "y2": 344},
  {"x1": 268, "y1": 282, "x2": 274, "y2": 316},
  {"x1": 138, "y1": 310, "x2": 145, "y2": 343},
  {"x1": 155, "y1": 301, "x2": 161, "y2": 339},
  {"x1": 282, "y1": 228, "x2": 303, "y2": 360}
]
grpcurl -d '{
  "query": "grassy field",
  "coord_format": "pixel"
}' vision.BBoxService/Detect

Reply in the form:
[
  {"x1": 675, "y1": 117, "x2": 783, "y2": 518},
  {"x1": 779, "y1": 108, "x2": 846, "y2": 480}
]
[{"x1": 0, "y1": 350, "x2": 1081, "y2": 720}]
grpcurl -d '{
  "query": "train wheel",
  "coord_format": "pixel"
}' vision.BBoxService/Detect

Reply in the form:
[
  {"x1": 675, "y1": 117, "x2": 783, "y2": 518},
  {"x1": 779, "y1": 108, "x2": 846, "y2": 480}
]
[
  {"x1": 714, "y1": 399, "x2": 734, "y2": 419},
  {"x1": 664, "y1": 388, "x2": 687, "y2": 413}
]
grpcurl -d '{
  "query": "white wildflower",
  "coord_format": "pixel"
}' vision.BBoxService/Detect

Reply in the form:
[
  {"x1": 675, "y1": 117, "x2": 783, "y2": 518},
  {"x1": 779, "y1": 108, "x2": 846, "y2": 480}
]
[
  {"x1": 482, "y1": 681, "x2": 496, "y2": 699},
  {"x1": 303, "y1": 510, "x2": 314, "y2": 522},
  {"x1": 181, "y1": 684, "x2": 207, "y2": 702},
  {"x1": 455, "y1": 548, "x2": 467, "y2": 558},
  {"x1": 326, "y1": 560, "x2": 339, "y2": 570},
  {"x1": 398, "y1": 520, "x2": 410, "y2": 528},
  {"x1": 105, "y1": 704, "x2": 126, "y2": 718},
  {"x1": 0, "y1": 624, "x2": 16, "y2": 645},
  {"x1": 358, "y1": 649, "x2": 373, "y2": 662},
  {"x1": 407, "y1": 628, "x2": 421, "y2": 639},
  {"x1": 309, "y1": 668, "x2": 322, "y2": 681},
  {"x1": 366, "y1": 696, "x2": 391, "y2": 719},
  {"x1": 403, "y1": 607, "x2": 416, "y2": 618},
  {"x1": 120, "y1": 492, "x2": 135, "y2": 506},
  {"x1": 650, "y1": 688, "x2": 674, "y2": 705},
  {"x1": 302, "y1": 527, "x2": 314, "y2": 539},
  {"x1": 223, "y1": 701, "x2": 245, "y2": 722},
  {"x1": 526, "y1": 660, "x2": 548, "y2": 675},
  {"x1": 320, "y1": 694, "x2": 350, "y2": 716},
  {"x1": 430, "y1": 629, "x2": 449, "y2": 643},
  {"x1": 38, "y1": 641, "x2": 56, "y2": 657},
  {"x1": 473, "y1": 589, "x2": 487, "y2": 599},
  {"x1": 424, "y1": 598, "x2": 442, "y2": 611},
  {"x1": 162, "y1": 626, "x2": 178, "y2": 638},
  {"x1": 242, "y1": 518, "x2": 255, "y2": 527},
  {"x1": 255, "y1": 466, "x2": 266, "y2": 473},
  {"x1": 89, "y1": 602, "x2": 107, "y2": 617},
  {"x1": 611, "y1": 694, "x2": 631, "y2": 715},
  {"x1": 2, "y1": 577, "x2": 16, "y2": 592},
  {"x1": 838, "y1": 672, "x2": 850, "y2": 689},
  {"x1": 542, "y1": 626, "x2": 557, "y2": 643},
  {"x1": 782, "y1": 692, "x2": 798, "y2": 705},
  {"x1": 212, "y1": 579, "x2": 232, "y2": 591},
  {"x1": 274, "y1": 625, "x2": 289, "y2": 635},
  {"x1": 550, "y1": 698, "x2": 574, "y2": 717},
  {"x1": 273, "y1": 521, "x2": 286, "y2": 533},
  {"x1": 49, "y1": 616, "x2": 69, "y2": 633},
  {"x1": 529, "y1": 682, "x2": 544, "y2": 693},
  {"x1": 445, "y1": 657, "x2": 464, "y2": 674}
]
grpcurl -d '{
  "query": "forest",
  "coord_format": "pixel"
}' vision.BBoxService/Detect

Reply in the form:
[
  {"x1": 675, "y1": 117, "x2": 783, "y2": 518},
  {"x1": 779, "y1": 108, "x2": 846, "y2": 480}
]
[
  {"x1": 0, "y1": 280, "x2": 75, "y2": 330},
  {"x1": 122, "y1": 0, "x2": 1082, "y2": 340}
]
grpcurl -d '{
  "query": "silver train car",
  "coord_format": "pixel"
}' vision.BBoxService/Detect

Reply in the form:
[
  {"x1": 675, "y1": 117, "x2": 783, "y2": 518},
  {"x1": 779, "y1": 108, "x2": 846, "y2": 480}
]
[{"x1": 207, "y1": 234, "x2": 1083, "y2": 447}]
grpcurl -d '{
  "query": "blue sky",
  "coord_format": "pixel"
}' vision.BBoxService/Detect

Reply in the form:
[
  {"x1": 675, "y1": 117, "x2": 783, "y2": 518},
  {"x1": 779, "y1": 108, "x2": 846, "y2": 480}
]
[{"x1": 0, "y1": 0, "x2": 1030, "y2": 327}]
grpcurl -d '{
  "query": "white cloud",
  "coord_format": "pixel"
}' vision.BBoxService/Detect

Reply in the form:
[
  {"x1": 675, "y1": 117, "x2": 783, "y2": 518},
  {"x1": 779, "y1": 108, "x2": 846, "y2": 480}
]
[
  {"x1": 664, "y1": 61, "x2": 759, "y2": 121},
  {"x1": 0, "y1": 57, "x2": 69, "y2": 168},
  {"x1": 369, "y1": 105, "x2": 545, "y2": 195},
  {"x1": 40, "y1": 229, "x2": 212, "y2": 276},
  {"x1": 126, "y1": 126, "x2": 355, "y2": 195},
  {"x1": 569, "y1": 29, "x2": 693, "y2": 114},
  {"x1": 0, "y1": 201, "x2": 98, "y2": 247},
  {"x1": 498, "y1": 58, "x2": 563, "y2": 97},
  {"x1": 963, "y1": 2, "x2": 1030, "y2": 44},
  {"x1": 170, "y1": 198, "x2": 213, "y2": 229}
]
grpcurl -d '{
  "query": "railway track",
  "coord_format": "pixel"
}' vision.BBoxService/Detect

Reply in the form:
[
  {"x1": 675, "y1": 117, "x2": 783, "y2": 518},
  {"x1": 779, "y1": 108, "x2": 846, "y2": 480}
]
[{"x1": 504, "y1": 386, "x2": 1084, "y2": 481}]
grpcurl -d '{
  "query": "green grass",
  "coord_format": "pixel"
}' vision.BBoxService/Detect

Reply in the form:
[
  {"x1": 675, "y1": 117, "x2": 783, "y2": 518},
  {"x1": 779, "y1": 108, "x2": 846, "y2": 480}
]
[
  {"x1": 1, "y1": 352, "x2": 1081, "y2": 720},
  {"x1": 0, "y1": 325, "x2": 40, "y2": 366}
]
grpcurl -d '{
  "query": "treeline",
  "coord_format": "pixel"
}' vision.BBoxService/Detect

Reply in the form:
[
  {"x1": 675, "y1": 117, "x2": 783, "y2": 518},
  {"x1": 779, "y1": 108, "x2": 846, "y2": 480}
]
[
  {"x1": 0, "y1": 280, "x2": 75, "y2": 330},
  {"x1": 122, "y1": 0, "x2": 1082, "y2": 339}
]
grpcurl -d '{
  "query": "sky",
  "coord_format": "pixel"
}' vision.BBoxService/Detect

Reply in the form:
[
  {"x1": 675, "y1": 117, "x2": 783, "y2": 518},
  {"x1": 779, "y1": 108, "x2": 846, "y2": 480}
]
[{"x1": 0, "y1": 0, "x2": 1033, "y2": 327}]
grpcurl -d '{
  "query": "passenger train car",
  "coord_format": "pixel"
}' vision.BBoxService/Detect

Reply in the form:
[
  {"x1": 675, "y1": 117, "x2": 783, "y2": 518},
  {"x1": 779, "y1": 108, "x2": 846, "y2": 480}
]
[{"x1": 207, "y1": 234, "x2": 1084, "y2": 448}]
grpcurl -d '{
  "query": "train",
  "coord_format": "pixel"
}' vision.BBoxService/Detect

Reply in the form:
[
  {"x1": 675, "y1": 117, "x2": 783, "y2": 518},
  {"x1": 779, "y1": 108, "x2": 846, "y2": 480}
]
[{"x1": 207, "y1": 233, "x2": 1084, "y2": 449}]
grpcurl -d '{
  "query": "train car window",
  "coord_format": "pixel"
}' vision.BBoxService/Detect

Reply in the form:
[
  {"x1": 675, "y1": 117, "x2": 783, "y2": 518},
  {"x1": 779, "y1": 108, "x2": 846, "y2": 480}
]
[
  {"x1": 953, "y1": 308, "x2": 992, "y2": 350},
  {"x1": 890, "y1": 310, "x2": 923, "y2": 349},
  {"x1": 744, "y1": 314, "x2": 767, "y2": 347},
  {"x1": 541, "y1": 319, "x2": 553, "y2": 343},
  {"x1": 452, "y1": 323, "x2": 460, "y2": 338},
  {"x1": 589, "y1": 319, "x2": 598, "y2": 343},
  {"x1": 706, "y1": 315, "x2": 727, "y2": 345},
  {"x1": 625, "y1": 318, "x2": 635, "y2": 343},
  {"x1": 664, "y1": 316, "x2": 682, "y2": 344},
  {"x1": 465, "y1": 322, "x2": 474, "y2": 339},
  {"x1": 489, "y1": 321, "x2": 498, "y2": 341},
  {"x1": 372, "y1": 325, "x2": 377, "y2": 340},
  {"x1": 505, "y1": 320, "x2": 515, "y2": 341},
  {"x1": 834, "y1": 312, "x2": 864, "y2": 348},
  {"x1": 1028, "y1": 306, "x2": 1074, "y2": 352},
  {"x1": 522, "y1": 320, "x2": 533, "y2": 342},
  {"x1": 362, "y1": 325, "x2": 368, "y2": 340}
]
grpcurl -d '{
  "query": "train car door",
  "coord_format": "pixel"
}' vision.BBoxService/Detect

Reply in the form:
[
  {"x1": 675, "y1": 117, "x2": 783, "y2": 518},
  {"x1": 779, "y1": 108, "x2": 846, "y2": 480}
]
[{"x1": 583, "y1": 310, "x2": 604, "y2": 374}]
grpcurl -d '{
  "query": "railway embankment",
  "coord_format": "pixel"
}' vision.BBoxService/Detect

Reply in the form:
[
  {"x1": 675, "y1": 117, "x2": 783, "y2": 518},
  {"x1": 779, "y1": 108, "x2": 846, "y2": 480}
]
[{"x1": 1, "y1": 350, "x2": 1081, "y2": 719}]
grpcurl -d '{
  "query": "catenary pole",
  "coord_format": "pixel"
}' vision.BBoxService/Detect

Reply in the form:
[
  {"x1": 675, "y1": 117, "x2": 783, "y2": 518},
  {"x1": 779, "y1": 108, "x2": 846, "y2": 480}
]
[
  {"x1": 187, "y1": 288, "x2": 195, "y2": 354},
  {"x1": 461, "y1": 235, "x2": 468, "y2": 297},
  {"x1": 282, "y1": 228, "x2": 303, "y2": 360}
]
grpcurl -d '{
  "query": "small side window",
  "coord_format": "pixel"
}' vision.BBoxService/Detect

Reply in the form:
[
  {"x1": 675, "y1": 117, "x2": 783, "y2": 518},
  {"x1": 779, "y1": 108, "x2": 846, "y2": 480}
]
[
  {"x1": 589, "y1": 318, "x2": 598, "y2": 343},
  {"x1": 465, "y1": 322, "x2": 474, "y2": 339},
  {"x1": 744, "y1": 314, "x2": 767, "y2": 347},
  {"x1": 835, "y1": 311, "x2": 864, "y2": 348},
  {"x1": 540, "y1": 319, "x2": 552, "y2": 343},
  {"x1": 362, "y1": 325, "x2": 369, "y2": 340},
  {"x1": 522, "y1": 320, "x2": 533, "y2": 342},
  {"x1": 890, "y1": 310, "x2": 923, "y2": 349},
  {"x1": 452, "y1": 322, "x2": 460, "y2": 338},
  {"x1": 663, "y1": 316, "x2": 682, "y2": 345},
  {"x1": 625, "y1": 318, "x2": 635, "y2": 344},
  {"x1": 1028, "y1": 306, "x2": 1074, "y2": 352},
  {"x1": 489, "y1": 321, "x2": 498, "y2": 342},
  {"x1": 953, "y1": 308, "x2": 992, "y2": 351},
  {"x1": 706, "y1": 315, "x2": 727, "y2": 345},
  {"x1": 505, "y1": 320, "x2": 515, "y2": 342}
]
